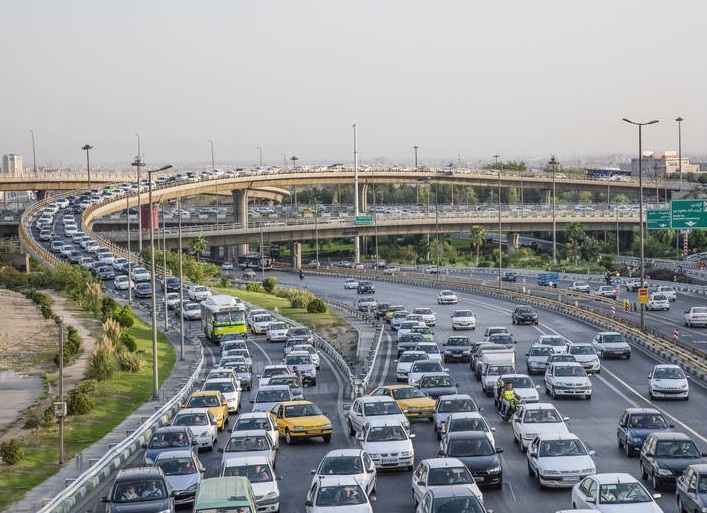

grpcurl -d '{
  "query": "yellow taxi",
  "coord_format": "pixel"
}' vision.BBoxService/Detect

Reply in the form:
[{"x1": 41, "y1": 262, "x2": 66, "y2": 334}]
[
  {"x1": 369, "y1": 385, "x2": 436, "y2": 420},
  {"x1": 385, "y1": 305, "x2": 406, "y2": 323},
  {"x1": 268, "y1": 400, "x2": 333, "y2": 445},
  {"x1": 183, "y1": 391, "x2": 229, "y2": 431}
]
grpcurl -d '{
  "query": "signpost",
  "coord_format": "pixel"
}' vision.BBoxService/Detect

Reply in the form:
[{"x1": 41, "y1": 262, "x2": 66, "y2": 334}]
[
  {"x1": 646, "y1": 209, "x2": 671, "y2": 230},
  {"x1": 638, "y1": 287, "x2": 649, "y2": 304},
  {"x1": 355, "y1": 215, "x2": 374, "y2": 225},
  {"x1": 671, "y1": 200, "x2": 707, "y2": 229}
]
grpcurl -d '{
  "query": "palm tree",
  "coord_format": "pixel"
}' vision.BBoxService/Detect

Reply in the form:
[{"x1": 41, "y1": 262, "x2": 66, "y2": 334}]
[
  {"x1": 190, "y1": 235, "x2": 207, "y2": 261},
  {"x1": 566, "y1": 222, "x2": 585, "y2": 264},
  {"x1": 470, "y1": 225, "x2": 485, "y2": 266}
]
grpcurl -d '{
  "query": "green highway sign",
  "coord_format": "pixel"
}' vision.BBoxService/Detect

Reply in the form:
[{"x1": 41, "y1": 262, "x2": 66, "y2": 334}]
[
  {"x1": 646, "y1": 209, "x2": 671, "y2": 230},
  {"x1": 671, "y1": 200, "x2": 707, "y2": 229},
  {"x1": 355, "y1": 215, "x2": 374, "y2": 225}
]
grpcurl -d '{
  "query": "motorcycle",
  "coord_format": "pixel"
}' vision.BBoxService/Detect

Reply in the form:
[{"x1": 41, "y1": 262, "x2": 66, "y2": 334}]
[
  {"x1": 299, "y1": 271, "x2": 304, "y2": 280},
  {"x1": 497, "y1": 397, "x2": 519, "y2": 421}
]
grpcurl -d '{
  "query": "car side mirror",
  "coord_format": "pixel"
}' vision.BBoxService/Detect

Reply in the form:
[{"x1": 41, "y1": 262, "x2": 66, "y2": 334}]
[
  {"x1": 100, "y1": 496, "x2": 109, "y2": 503},
  {"x1": 250, "y1": 400, "x2": 254, "y2": 403},
  {"x1": 587, "y1": 496, "x2": 596, "y2": 504},
  {"x1": 276, "y1": 475, "x2": 284, "y2": 480},
  {"x1": 652, "y1": 494, "x2": 662, "y2": 500},
  {"x1": 141, "y1": 443, "x2": 147, "y2": 449},
  {"x1": 409, "y1": 434, "x2": 416, "y2": 439},
  {"x1": 530, "y1": 451, "x2": 537, "y2": 458},
  {"x1": 438, "y1": 450, "x2": 445, "y2": 456},
  {"x1": 588, "y1": 450, "x2": 596, "y2": 456},
  {"x1": 357, "y1": 435, "x2": 364, "y2": 441},
  {"x1": 192, "y1": 440, "x2": 198, "y2": 446},
  {"x1": 688, "y1": 486, "x2": 696, "y2": 493},
  {"x1": 669, "y1": 424, "x2": 675, "y2": 428},
  {"x1": 563, "y1": 416, "x2": 570, "y2": 422},
  {"x1": 495, "y1": 447, "x2": 504, "y2": 454},
  {"x1": 310, "y1": 469, "x2": 316, "y2": 474}
]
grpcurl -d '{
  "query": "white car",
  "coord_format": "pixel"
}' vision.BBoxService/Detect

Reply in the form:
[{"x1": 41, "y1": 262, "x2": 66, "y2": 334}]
[
  {"x1": 266, "y1": 322, "x2": 289, "y2": 342},
  {"x1": 567, "y1": 343, "x2": 601, "y2": 374},
  {"x1": 220, "y1": 456, "x2": 280, "y2": 513},
  {"x1": 357, "y1": 419, "x2": 415, "y2": 471},
  {"x1": 440, "y1": 411, "x2": 495, "y2": 447},
  {"x1": 221, "y1": 262, "x2": 235, "y2": 271},
  {"x1": 218, "y1": 429, "x2": 276, "y2": 469},
  {"x1": 344, "y1": 278, "x2": 359, "y2": 289},
  {"x1": 411, "y1": 458, "x2": 483, "y2": 507},
  {"x1": 396, "y1": 351, "x2": 427, "y2": 382},
  {"x1": 526, "y1": 433, "x2": 596, "y2": 489},
  {"x1": 414, "y1": 342, "x2": 442, "y2": 363},
  {"x1": 187, "y1": 285, "x2": 211, "y2": 302},
  {"x1": 202, "y1": 377, "x2": 241, "y2": 413},
  {"x1": 291, "y1": 344, "x2": 321, "y2": 369},
  {"x1": 646, "y1": 293, "x2": 670, "y2": 311},
  {"x1": 347, "y1": 396, "x2": 409, "y2": 436},
  {"x1": 684, "y1": 306, "x2": 707, "y2": 327},
  {"x1": 180, "y1": 301, "x2": 202, "y2": 320},
  {"x1": 571, "y1": 473, "x2": 664, "y2": 513},
  {"x1": 451, "y1": 309, "x2": 476, "y2": 330},
  {"x1": 305, "y1": 475, "x2": 373, "y2": 513},
  {"x1": 535, "y1": 334, "x2": 570, "y2": 354},
  {"x1": 130, "y1": 266, "x2": 151, "y2": 282},
  {"x1": 432, "y1": 394, "x2": 478, "y2": 437},
  {"x1": 483, "y1": 326, "x2": 510, "y2": 340},
  {"x1": 113, "y1": 275, "x2": 134, "y2": 291},
  {"x1": 165, "y1": 292, "x2": 181, "y2": 309},
  {"x1": 511, "y1": 402, "x2": 570, "y2": 452},
  {"x1": 412, "y1": 308, "x2": 437, "y2": 327},
  {"x1": 407, "y1": 360, "x2": 446, "y2": 386},
  {"x1": 357, "y1": 297, "x2": 377, "y2": 312},
  {"x1": 397, "y1": 320, "x2": 420, "y2": 340},
  {"x1": 258, "y1": 365, "x2": 291, "y2": 388},
  {"x1": 568, "y1": 281, "x2": 591, "y2": 293},
  {"x1": 250, "y1": 314, "x2": 273, "y2": 334},
  {"x1": 437, "y1": 290, "x2": 458, "y2": 304},
  {"x1": 544, "y1": 362, "x2": 592, "y2": 400},
  {"x1": 654, "y1": 285, "x2": 677, "y2": 301},
  {"x1": 310, "y1": 449, "x2": 377, "y2": 498},
  {"x1": 231, "y1": 412, "x2": 280, "y2": 449},
  {"x1": 171, "y1": 408, "x2": 218, "y2": 451},
  {"x1": 648, "y1": 364, "x2": 689, "y2": 400}
]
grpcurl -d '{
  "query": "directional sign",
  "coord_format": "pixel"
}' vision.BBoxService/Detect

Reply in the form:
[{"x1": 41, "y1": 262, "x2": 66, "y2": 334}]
[
  {"x1": 354, "y1": 215, "x2": 374, "y2": 225},
  {"x1": 671, "y1": 200, "x2": 707, "y2": 229},
  {"x1": 646, "y1": 209, "x2": 671, "y2": 230}
]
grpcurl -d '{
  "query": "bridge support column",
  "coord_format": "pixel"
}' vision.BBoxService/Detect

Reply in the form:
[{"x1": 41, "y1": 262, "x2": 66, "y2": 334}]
[
  {"x1": 209, "y1": 246, "x2": 220, "y2": 261},
  {"x1": 544, "y1": 189, "x2": 552, "y2": 204},
  {"x1": 291, "y1": 241, "x2": 302, "y2": 270},
  {"x1": 232, "y1": 189, "x2": 249, "y2": 258},
  {"x1": 507, "y1": 232, "x2": 520, "y2": 253},
  {"x1": 360, "y1": 183, "x2": 368, "y2": 212},
  {"x1": 225, "y1": 245, "x2": 236, "y2": 264}
]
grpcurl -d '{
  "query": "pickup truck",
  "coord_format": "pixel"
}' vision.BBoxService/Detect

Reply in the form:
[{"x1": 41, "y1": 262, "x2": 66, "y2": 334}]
[{"x1": 537, "y1": 271, "x2": 558, "y2": 287}]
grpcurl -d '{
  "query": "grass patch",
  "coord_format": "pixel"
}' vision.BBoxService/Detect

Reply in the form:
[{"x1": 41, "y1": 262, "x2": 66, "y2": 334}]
[{"x1": 0, "y1": 316, "x2": 176, "y2": 512}]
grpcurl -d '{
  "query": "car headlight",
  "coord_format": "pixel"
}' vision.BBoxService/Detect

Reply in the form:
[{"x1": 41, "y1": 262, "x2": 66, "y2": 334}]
[
  {"x1": 322, "y1": 423, "x2": 332, "y2": 430},
  {"x1": 402, "y1": 420, "x2": 410, "y2": 431},
  {"x1": 400, "y1": 451, "x2": 413, "y2": 458},
  {"x1": 263, "y1": 491, "x2": 279, "y2": 500},
  {"x1": 582, "y1": 467, "x2": 596, "y2": 474},
  {"x1": 292, "y1": 425, "x2": 306, "y2": 431},
  {"x1": 657, "y1": 468, "x2": 673, "y2": 476},
  {"x1": 680, "y1": 383, "x2": 689, "y2": 390},
  {"x1": 157, "y1": 509, "x2": 172, "y2": 513},
  {"x1": 488, "y1": 466, "x2": 502, "y2": 474},
  {"x1": 184, "y1": 483, "x2": 198, "y2": 493},
  {"x1": 631, "y1": 437, "x2": 643, "y2": 444}
]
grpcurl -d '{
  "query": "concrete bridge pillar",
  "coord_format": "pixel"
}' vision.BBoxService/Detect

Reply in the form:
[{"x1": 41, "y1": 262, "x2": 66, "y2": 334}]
[
  {"x1": 544, "y1": 189, "x2": 552, "y2": 204},
  {"x1": 232, "y1": 189, "x2": 249, "y2": 258},
  {"x1": 507, "y1": 232, "x2": 520, "y2": 252},
  {"x1": 361, "y1": 183, "x2": 368, "y2": 212},
  {"x1": 225, "y1": 245, "x2": 236, "y2": 264},
  {"x1": 291, "y1": 241, "x2": 302, "y2": 269},
  {"x1": 210, "y1": 245, "x2": 220, "y2": 261}
]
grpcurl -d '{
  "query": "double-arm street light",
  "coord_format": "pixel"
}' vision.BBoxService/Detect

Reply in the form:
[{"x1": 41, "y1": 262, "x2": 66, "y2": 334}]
[
  {"x1": 622, "y1": 118, "x2": 659, "y2": 332},
  {"x1": 549, "y1": 156, "x2": 558, "y2": 264},
  {"x1": 82, "y1": 144, "x2": 93, "y2": 188},
  {"x1": 147, "y1": 164, "x2": 173, "y2": 399}
]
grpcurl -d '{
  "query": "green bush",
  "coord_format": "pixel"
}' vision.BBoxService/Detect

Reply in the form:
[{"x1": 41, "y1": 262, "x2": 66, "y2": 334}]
[
  {"x1": 113, "y1": 304, "x2": 135, "y2": 328},
  {"x1": 86, "y1": 339, "x2": 116, "y2": 382},
  {"x1": 41, "y1": 404, "x2": 56, "y2": 428},
  {"x1": 22, "y1": 411, "x2": 41, "y2": 431},
  {"x1": 286, "y1": 288, "x2": 316, "y2": 309},
  {"x1": 67, "y1": 381, "x2": 96, "y2": 415},
  {"x1": 100, "y1": 296, "x2": 119, "y2": 322},
  {"x1": 0, "y1": 266, "x2": 30, "y2": 289},
  {"x1": 263, "y1": 277, "x2": 278, "y2": 294},
  {"x1": 25, "y1": 289, "x2": 53, "y2": 319},
  {"x1": 116, "y1": 348, "x2": 143, "y2": 373},
  {"x1": 246, "y1": 283, "x2": 264, "y2": 293},
  {"x1": 307, "y1": 298, "x2": 327, "y2": 313},
  {"x1": 0, "y1": 439, "x2": 23, "y2": 465},
  {"x1": 119, "y1": 331, "x2": 138, "y2": 352}
]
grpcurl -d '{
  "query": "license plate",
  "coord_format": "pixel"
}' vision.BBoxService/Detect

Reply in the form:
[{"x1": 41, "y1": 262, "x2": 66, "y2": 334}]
[
  {"x1": 563, "y1": 476, "x2": 580, "y2": 481},
  {"x1": 382, "y1": 458, "x2": 397, "y2": 464},
  {"x1": 474, "y1": 476, "x2": 485, "y2": 482}
]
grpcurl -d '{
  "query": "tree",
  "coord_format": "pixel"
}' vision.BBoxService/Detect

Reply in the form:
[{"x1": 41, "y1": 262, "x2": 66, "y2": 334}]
[
  {"x1": 190, "y1": 236, "x2": 207, "y2": 261},
  {"x1": 566, "y1": 222, "x2": 586, "y2": 264},
  {"x1": 290, "y1": 155, "x2": 299, "y2": 168},
  {"x1": 470, "y1": 225, "x2": 485, "y2": 266}
]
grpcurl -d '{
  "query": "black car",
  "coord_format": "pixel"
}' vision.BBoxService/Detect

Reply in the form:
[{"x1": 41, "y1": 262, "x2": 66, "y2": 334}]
[
  {"x1": 161, "y1": 276, "x2": 182, "y2": 292},
  {"x1": 96, "y1": 266, "x2": 116, "y2": 280},
  {"x1": 640, "y1": 431, "x2": 707, "y2": 490},
  {"x1": 100, "y1": 466, "x2": 174, "y2": 513},
  {"x1": 439, "y1": 431, "x2": 504, "y2": 488},
  {"x1": 375, "y1": 302, "x2": 391, "y2": 320},
  {"x1": 443, "y1": 336, "x2": 473, "y2": 363},
  {"x1": 512, "y1": 305, "x2": 539, "y2": 325},
  {"x1": 396, "y1": 333, "x2": 426, "y2": 357},
  {"x1": 502, "y1": 272, "x2": 518, "y2": 282},
  {"x1": 357, "y1": 281, "x2": 375, "y2": 294}
]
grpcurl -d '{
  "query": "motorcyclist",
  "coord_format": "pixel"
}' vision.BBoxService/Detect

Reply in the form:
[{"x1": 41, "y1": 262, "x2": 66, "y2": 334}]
[
  {"x1": 500, "y1": 382, "x2": 520, "y2": 419},
  {"x1": 495, "y1": 380, "x2": 506, "y2": 411},
  {"x1": 299, "y1": 270, "x2": 304, "y2": 280}
]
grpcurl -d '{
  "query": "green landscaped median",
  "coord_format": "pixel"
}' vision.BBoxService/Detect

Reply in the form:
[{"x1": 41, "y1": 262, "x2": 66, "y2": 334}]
[{"x1": 0, "y1": 316, "x2": 176, "y2": 512}]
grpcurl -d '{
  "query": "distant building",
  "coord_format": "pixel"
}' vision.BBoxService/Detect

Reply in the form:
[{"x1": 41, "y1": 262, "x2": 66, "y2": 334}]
[
  {"x1": 2, "y1": 154, "x2": 22, "y2": 175},
  {"x1": 627, "y1": 150, "x2": 700, "y2": 177}
]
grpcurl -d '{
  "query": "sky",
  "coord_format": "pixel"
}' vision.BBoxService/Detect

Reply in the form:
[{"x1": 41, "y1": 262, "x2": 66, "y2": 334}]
[{"x1": 3, "y1": 0, "x2": 706, "y2": 169}]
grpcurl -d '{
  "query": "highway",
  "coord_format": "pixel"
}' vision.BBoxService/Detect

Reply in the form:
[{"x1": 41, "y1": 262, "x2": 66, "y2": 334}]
[{"x1": 81, "y1": 271, "x2": 705, "y2": 513}]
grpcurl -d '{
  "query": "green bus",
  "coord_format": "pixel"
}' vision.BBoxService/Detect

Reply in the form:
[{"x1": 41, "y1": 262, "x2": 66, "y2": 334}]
[{"x1": 201, "y1": 294, "x2": 247, "y2": 342}]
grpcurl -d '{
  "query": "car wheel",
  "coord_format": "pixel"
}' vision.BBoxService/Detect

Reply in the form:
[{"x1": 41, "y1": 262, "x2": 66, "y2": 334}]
[
  {"x1": 598, "y1": 351, "x2": 604, "y2": 359},
  {"x1": 651, "y1": 472, "x2": 660, "y2": 491},
  {"x1": 527, "y1": 461, "x2": 534, "y2": 476},
  {"x1": 585, "y1": 394, "x2": 591, "y2": 400},
  {"x1": 649, "y1": 389, "x2": 654, "y2": 400},
  {"x1": 617, "y1": 435, "x2": 623, "y2": 449},
  {"x1": 550, "y1": 386, "x2": 557, "y2": 399},
  {"x1": 625, "y1": 441, "x2": 632, "y2": 457},
  {"x1": 677, "y1": 496, "x2": 686, "y2": 513},
  {"x1": 311, "y1": 378, "x2": 317, "y2": 386},
  {"x1": 323, "y1": 434, "x2": 332, "y2": 443},
  {"x1": 537, "y1": 472, "x2": 545, "y2": 490},
  {"x1": 285, "y1": 429, "x2": 294, "y2": 445},
  {"x1": 348, "y1": 420, "x2": 356, "y2": 436},
  {"x1": 641, "y1": 464, "x2": 648, "y2": 480},
  {"x1": 512, "y1": 318, "x2": 516, "y2": 325}
]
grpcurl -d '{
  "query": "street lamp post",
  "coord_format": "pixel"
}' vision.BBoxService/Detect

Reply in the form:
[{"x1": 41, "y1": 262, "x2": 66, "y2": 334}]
[
  {"x1": 549, "y1": 156, "x2": 558, "y2": 265},
  {"x1": 126, "y1": 181, "x2": 133, "y2": 304},
  {"x1": 131, "y1": 156, "x2": 145, "y2": 252},
  {"x1": 414, "y1": 145, "x2": 419, "y2": 169},
  {"x1": 29, "y1": 129, "x2": 37, "y2": 174},
  {"x1": 676, "y1": 117, "x2": 684, "y2": 185},
  {"x1": 434, "y1": 181, "x2": 440, "y2": 280},
  {"x1": 493, "y1": 155, "x2": 502, "y2": 289},
  {"x1": 623, "y1": 118, "x2": 659, "y2": 332},
  {"x1": 177, "y1": 196, "x2": 185, "y2": 361},
  {"x1": 82, "y1": 144, "x2": 93, "y2": 188},
  {"x1": 208, "y1": 139, "x2": 215, "y2": 171},
  {"x1": 257, "y1": 146, "x2": 263, "y2": 168},
  {"x1": 147, "y1": 164, "x2": 173, "y2": 399}
]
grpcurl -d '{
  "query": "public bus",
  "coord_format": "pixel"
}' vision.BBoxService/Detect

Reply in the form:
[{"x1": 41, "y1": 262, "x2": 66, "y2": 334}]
[
  {"x1": 238, "y1": 252, "x2": 273, "y2": 271},
  {"x1": 200, "y1": 294, "x2": 247, "y2": 342}
]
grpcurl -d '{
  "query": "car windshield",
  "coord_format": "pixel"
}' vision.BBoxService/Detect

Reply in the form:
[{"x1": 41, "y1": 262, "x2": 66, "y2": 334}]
[
  {"x1": 655, "y1": 440, "x2": 700, "y2": 458},
  {"x1": 269, "y1": 376, "x2": 300, "y2": 387},
  {"x1": 234, "y1": 417, "x2": 271, "y2": 431},
  {"x1": 524, "y1": 409, "x2": 562, "y2": 423},
  {"x1": 400, "y1": 353, "x2": 426, "y2": 362},
  {"x1": 431, "y1": 496, "x2": 484, "y2": 513},
  {"x1": 270, "y1": 323, "x2": 287, "y2": 330},
  {"x1": 364, "y1": 402, "x2": 401, "y2": 416},
  {"x1": 319, "y1": 456, "x2": 363, "y2": 475},
  {"x1": 538, "y1": 439, "x2": 587, "y2": 457},
  {"x1": 518, "y1": 307, "x2": 534, "y2": 313},
  {"x1": 453, "y1": 311, "x2": 473, "y2": 318},
  {"x1": 489, "y1": 335, "x2": 513, "y2": 344},
  {"x1": 437, "y1": 399, "x2": 476, "y2": 413},
  {"x1": 262, "y1": 367, "x2": 288, "y2": 378},
  {"x1": 599, "y1": 482, "x2": 652, "y2": 504},
  {"x1": 555, "y1": 366, "x2": 586, "y2": 377},
  {"x1": 174, "y1": 413, "x2": 209, "y2": 426},
  {"x1": 570, "y1": 346, "x2": 594, "y2": 355},
  {"x1": 316, "y1": 485, "x2": 367, "y2": 507},
  {"x1": 602, "y1": 334, "x2": 625, "y2": 343},
  {"x1": 542, "y1": 337, "x2": 565, "y2": 347},
  {"x1": 420, "y1": 375, "x2": 454, "y2": 388},
  {"x1": 187, "y1": 395, "x2": 220, "y2": 408},
  {"x1": 691, "y1": 307, "x2": 707, "y2": 314},
  {"x1": 653, "y1": 367, "x2": 685, "y2": 379},
  {"x1": 507, "y1": 377, "x2": 533, "y2": 388},
  {"x1": 155, "y1": 456, "x2": 197, "y2": 476},
  {"x1": 285, "y1": 403, "x2": 322, "y2": 417},
  {"x1": 448, "y1": 437, "x2": 494, "y2": 456},
  {"x1": 256, "y1": 389, "x2": 290, "y2": 402},
  {"x1": 449, "y1": 418, "x2": 488, "y2": 433},
  {"x1": 428, "y1": 467, "x2": 473, "y2": 486},
  {"x1": 149, "y1": 431, "x2": 190, "y2": 448},
  {"x1": 417, "y1": 345, "x2": 440, "y2": 355},
  {"x1": 415, "y1": 309, "x2": 432, "y2": 315},
  {"x1": 531, "y1": 347, "x2": 553, "y2": 356},
  {"x1": 392, "y1": 387, "x2": 426, "y2": 400},
  {"x1": 447, "y1": 338, "x2": 470, "y2": 346},
  {"x1": 113, "y1": 480, "x2": 167, "y2": 502},
  {"x1": 413, "y1": 362, "x2": 442, "y2": 373},
  {"x1": 367, "y1": 425, "x2": 407, "y2": 441},
  {"x1": 488, "y1": 365, "x2": 514, "y2": 374},
  {"x1": 224, "y1": 435, "x2": 269, "y2": 452},
  {"x1": 411, "y1": 326, "x2": 432, "y2": 335},
  {"x1": 630, "y1": 414, "x2": 668, "y2": 429},
  {"x1": 203, "y1": 382, "x2": 235, "y2": 393}
]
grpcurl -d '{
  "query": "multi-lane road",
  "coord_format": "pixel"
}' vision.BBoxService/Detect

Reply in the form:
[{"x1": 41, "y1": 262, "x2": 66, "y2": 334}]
[{"x1": 82, "y1": 270, "x2": 707, "y2": 513}]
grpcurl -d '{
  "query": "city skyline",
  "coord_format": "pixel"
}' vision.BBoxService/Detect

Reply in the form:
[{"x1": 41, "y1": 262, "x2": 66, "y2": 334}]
[{"x1": 3, "y1": 0, "x2": 705, "y2": 167}]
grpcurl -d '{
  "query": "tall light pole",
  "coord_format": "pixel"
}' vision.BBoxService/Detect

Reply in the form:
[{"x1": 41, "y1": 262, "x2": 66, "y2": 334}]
[
  {"x1": 131, "y1": 156, "x2": 145, "y2": 252},
  {"x1": 414, "y1": 145, "x2": 419, "y2": 169},
  {"x1": 147, "y1": 164, "x2": 173, "y2": 399},
  {"x1": 257, "y1": 146, "x2": 263, "y2": 168},
  {"x1": 29, "y1": 129, "x2": 37, "y2": 174},
  {"x1": 549, "y1": 156, "x2": 558, "y2": 265},
  {"x1": 281, "y1": 152, "x2": 286, "y2": 168},
  {"x1": 177, "y1": 196, "x2": 185, "y2": 361},
  {"x1": 82, "y1": 144, "x2": 93, "y2": 188},
  {"x1": 353, "y1": 124, "x2": 360, "y2": 264},
  {"x1": 676, "y1": 117, "x2": 684, "y2": 185},
  {"x1": 208, "y1": 139, "x2": 215, "y2": 170},
  {"x1": 494, "y1": 155, "x2": 502, "y2": 289},
  {"x1": 623, "y1": 118, "x2": 659, "y2": 332},
  {"x1": 56, "y1": 317, "x2": 64, "y2": 464},
  {"x1": 434, "y1": 180, "x2": 440, "y2": 280},
  {"x1": 126, "y1": 180, "x2": 133, "y2": 304}
]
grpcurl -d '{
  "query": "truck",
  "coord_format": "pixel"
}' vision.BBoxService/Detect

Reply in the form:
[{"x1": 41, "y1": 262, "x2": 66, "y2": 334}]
[
  {"x1": 537, "y1": 271, "x2": 559, "y2": 287},
  {"x1": 479, "y1": 348, "x2": 517, "y2": 395}
]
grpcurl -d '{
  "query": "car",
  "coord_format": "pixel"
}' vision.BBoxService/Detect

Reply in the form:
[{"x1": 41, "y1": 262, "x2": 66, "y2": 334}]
[
  {"x1": 224, "y1": 363, "x2": 253, "y2": 391},
  {"x1": 526, "y1": 433, "x2": 596, "y2": 489},
  {"x1": 344, "y1": 278, "x2": 359, "y2": 289},
  {"x1": 437, "y1": 431, "x2": 504, "y2": 488},
  {"x1": 512, "y1": 305, "x2": 539, "y2": 325},
  {"x1": 451, "y1": 309, "x2": 476, "y2": 330},
  {"x1": 357, "y1": 296, "x2": 377, "y2": 312},
  {"x1": 231, "y1": 412, "x2": 280, "y2": 449},
  {"x1": 369, "y1": 385, "x2": 436, "y2": 420},
  {"x1": 396, "y1": 333, "x2": 426, "y2": 357},
  {"x1": 218, "y1": 429, "x2": 277, "y2": 469},
  {"x1": 95, "y1": 265, "x2": 115, "y2": 280},
  {"x1": 219, "y1": 456, "x2": 280, "y2": 513},
  {"x1": 495, "y1": 373, "x2": 539, "y2": 407},
  {"x1": 286, "y1": 326, "x2": 314, "y2": 344},
  {"x1": 269, "y1": 400, "x2": 333, "y2": 445},
  {"x1": 625, "y1": 277, "x2": 642, "y2": 292},
  {"x1": 310, "y1": 449, "x2": 377, "y2": 497},
  {"x1": 187, "y1": 284, "x2": 211, "y2": 302},
  {"x1": 568, "y1": 281, "x2": 591, "y2": 293},
  {"x1": 251, "y1": 384, "x2": 294, "y2": 413},
  {"x1": 99, "y1": 466, "x2": 175, "y2": 513},
  {"x1": 397, "y1": 320, "x2": 421, "y2": 339},
  {"x1": 408, "y1": 360, "x2": 447, "y2": 386},
  {"x1": 130, "y1": 266, "x2": 151, "y2": 282},
  {"x1": 685, "y1": 306, "x2": 707, "y2": 327},
  {"x1": 305, "y1": 475, "x2": 373, "y2": 513},
  {"x1": 502, "y1": 271, "x2": 518, "y2": 282},
  {"x1": 390, "y1": 310, "x2": 411, "y2": 330},
  {"x1": 443, "y1": 336, "x2": 472, "y2": 363},
  {"x1": 483, "y1": 326, "x2": 510, "y2": 340},
  {"x1": 220, "y1": 262, "x2": 235, "y2": 271},
  {"x1": 143, "y1": 426, "x2": 196, "y2": 465},
  {"x1": 640, "y1": 431, "x2": 707, "y2": 491},
  {"x1": 676, "y1": 463, "x2": 707, "y2": 513},
  {"x1": 347, "y1": 396, "x2": 410, "y2": 436},
  {"x1": 202, "y1": 377, "x2": 241, "y2": 413},
  {"x1": 437, "y1": 290, "x2": 458, "y2": 305},
  {"x1": 375, "y1": 302, "x2": 391, "y2": 320},
  {"x1": 535, "y1": 334, "x2": 569, "y2": 354},
  {"x1": 654, "y1": 285, "x2": 677, "y2": 301},
  {"x1": 395, "y1": 350, "x2": 427, "y2": 382},
  {"x1": 411, "y1": 458, "x2": 483, "y2": 508},
  {"x1": 180, "y1": 301, "x2": 202, "y2": 320},
  {"x1": 242, "y1": 268, "x2": 257, "y2": 280},
  {"x1": 161, "y1": 276, "x2": 182, "y2": 292},
  {"x1": 259, "y1": 365, "x2": 292, "y2": 388},
  {"x1": 385, "y1": 304, "x2": 407, "y2": 322},
  {"x1": 432, "y1": 394, "x2": 478, "y2": 437},
  {"x1": 226, "y1": 348, "x2": 253, "y2": 370},
  {"x1": 440, "y1": 412, "x2": 496, "y2": 447},
  {"x1": 357, "y1": 418, "x2": 415, "y2": 471},
  {"x1": 526, "y1": 345, "x2": 553, "y2": 375},
  {"x1": 567, "y1": 343, "x2": 601, "y2": 373},
  {"x1": 250, "y1": 314, "x2": 273, "y2": 334},
  {"x1": 648, "y1": 364, "x2": 689, "y2": 400},
  {"x1": 171, "y1": 408, "x2": 218, "y2": 451},
  {"x1": 646, "y1": 293, "x2": 670, "y2": 311},
  {"x1": 383, "y1": 265, "x2": 400, "y2": 275},
  {"x1": 183, "y1": 391, "x2": 229, "y2": 431},
  {"x1": 291, "y1": 344, "x2": 321, "y2": 369},
  {"x1": 268, "y1": 374, "x2": 304, "y2": 401},
  {"x1": 511, "y1": 402, "x2": 570, "y2": 452},
  {"x1": 424, "y1": 266, "x2": 439, "y2": 274},
  {"x1": 592, "y1": 331, "x2": 631, "y2": 359},
  {"x1": 357, "y1": 281, "x2": 375, "y2": 294},
  {"x1": 152, "y1": 449, "x2": 204, "y2": 506},
  {"x1": 165, "y1": 292, "x2": 181, "y2": 309},
  {"x1": 134, "y1": 282, "x2": 153, "y2": 299},
  {"x1": 413, "y1": 339, "x2": 439, "y2": 360},
  {"x1": 412, "y1": 307, "x2": 437, "y2": 326},
  {"x1": 617, "y1": 407, "x2": 674, "y2": 457},
  {"x1": 284, "y1": 350, "x2": 317, "y2": 385},
  {"x1": 544, "y1": 362, "x2": 592, "y2": 400},
  {"x1": 571, "y1": 473, "x2": 664, "y2": 512},
  {"x1": 592, "y1": 285, "x2": 618, "y2": 298}
]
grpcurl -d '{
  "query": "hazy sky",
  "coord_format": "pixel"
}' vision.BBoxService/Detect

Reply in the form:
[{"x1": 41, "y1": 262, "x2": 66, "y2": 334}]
[{"x1": 3, "y1": 0, "x2": 706, "y2": 168}]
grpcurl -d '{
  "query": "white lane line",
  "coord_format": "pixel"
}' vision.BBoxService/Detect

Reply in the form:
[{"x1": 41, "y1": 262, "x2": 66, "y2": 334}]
[
  {"x1": 247, "y1": 337, "x2": 272, "y2": 367},
  {"x1": 375, "y1": 332, "x2": 393, "y2": 389},
  {"x1": 320, "y1": 350, "x2": 354, "y2": 447}
]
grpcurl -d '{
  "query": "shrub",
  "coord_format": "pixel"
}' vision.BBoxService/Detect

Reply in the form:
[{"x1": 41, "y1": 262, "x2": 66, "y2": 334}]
[
  {"x1": 67, "y1": 381, "x2": 96, "y2": 415},
  {"x1": 86, "y1": 337, "x2": 116, "y2": 381},
  {"x1": 0, "y1": 439, "x2": 23, "y2": 465},
  {"x1": 22, "y1": 411, "x2": 41, "y2": 431},
  {"x1": 85, "y1": 282, "x2": 103, "y2": 315},
  {"x1": 100, "y1": 296, "x2": 119, "y2": 322},
  {"x1": 25, "y1": 289, "x2": 53, "y2": 319},
  {"x1": 41, "y1": 404, "x2": 56, "y2": 428},
  {"x1": 102, "y1": 318, "x2": 121, "y2": 344},
  {"x1": 286, "y1": 288, "x2": 316, "y2": 309},
  {"x1": 113, "y1": 304, "x2": 135, "y2": 328},
  {"x1": 119, "y1": 331, "x2": 138, "y2": 352},
  {"x1": 246, "y1": 283, "x2": 264, "y2": 293},
  {"x1": 116, "y1": 347, "x2": 143, "y2": 373},
  {"x1": 307, "y1": 297, "x2": 327, "y2": 314},
  {"x1": 54, "y1": 325, "x2": 81, "y2": 365},
  {"x1": 262, "y1": 277, "x2": 278, "y2": 294}
]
